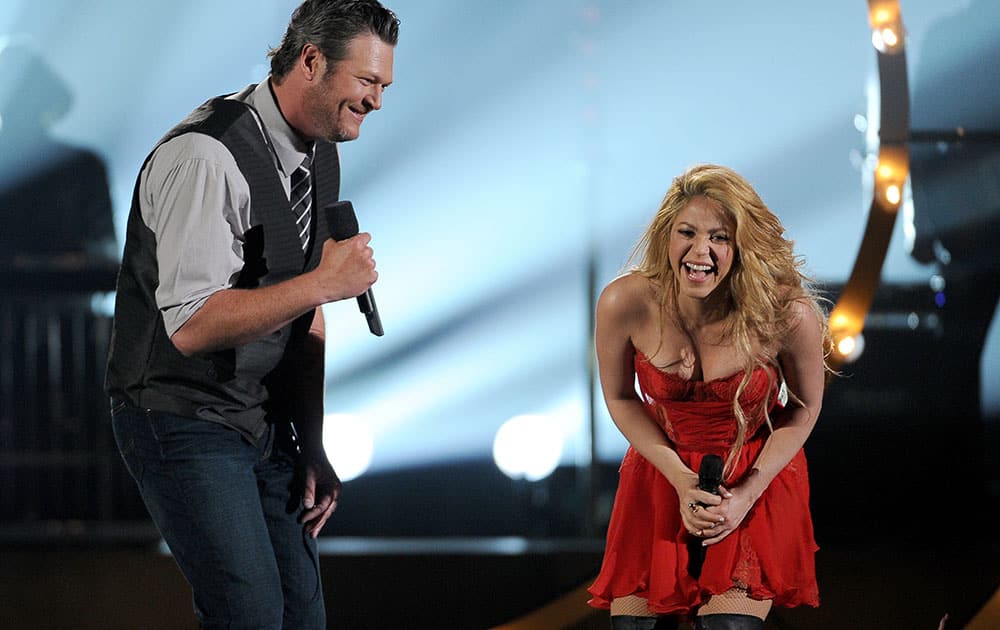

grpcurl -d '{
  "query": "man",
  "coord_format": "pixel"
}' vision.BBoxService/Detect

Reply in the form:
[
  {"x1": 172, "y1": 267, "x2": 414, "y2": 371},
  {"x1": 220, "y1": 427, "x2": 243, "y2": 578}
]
[{"x1": 105, "y1": 1, "x2": 398, "y2": 627}]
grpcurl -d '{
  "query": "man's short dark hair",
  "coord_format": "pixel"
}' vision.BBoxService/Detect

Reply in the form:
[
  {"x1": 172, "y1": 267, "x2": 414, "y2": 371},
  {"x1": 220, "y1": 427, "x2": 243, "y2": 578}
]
[{"x1": 268, "y1": 0, "x2": 399, "y2": 80}]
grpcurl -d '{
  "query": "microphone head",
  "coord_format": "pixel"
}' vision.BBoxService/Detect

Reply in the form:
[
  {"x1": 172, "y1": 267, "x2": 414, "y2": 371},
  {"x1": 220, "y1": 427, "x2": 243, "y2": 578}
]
[
  {"x1": 325, "y1": 201, "x2": 359, "y2": 241},
  {"x1": 698, "y1": 454, "x2": 724, "y2": 492}
]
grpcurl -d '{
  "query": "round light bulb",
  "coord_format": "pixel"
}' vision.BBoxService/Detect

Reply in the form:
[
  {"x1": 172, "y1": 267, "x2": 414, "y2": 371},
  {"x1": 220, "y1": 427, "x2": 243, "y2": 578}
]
[
  {"x1": 837, "y1": 336, "x2": 856, "y2": 357},
  {"x1": 881, "y1": 28, "x2": 898, "y2": 48},
  {"x1": 885, "y1": 184, "x2": 901, "y2": 206},
  {"x1": 493, "y1": 414, "x2": 564, "y2": 482},
  {"x1": 322, "y1": 413, "x2": 374, "y2": 482},
  {"x1": 835, "y1": 332, "x2": 865, "y2": 363}
]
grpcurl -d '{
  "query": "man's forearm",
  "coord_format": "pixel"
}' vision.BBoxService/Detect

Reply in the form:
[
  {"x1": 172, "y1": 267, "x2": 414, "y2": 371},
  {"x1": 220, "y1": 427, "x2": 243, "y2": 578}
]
[
  {"x1": 293, "y1": 309, "x2": 327, "y2": 455},
  {"x1": 169, "y1": 235, "x2": 376, "y2": 357},
  {"x1": 170, "y1": 273, "x2": 324, "y2": 356}
]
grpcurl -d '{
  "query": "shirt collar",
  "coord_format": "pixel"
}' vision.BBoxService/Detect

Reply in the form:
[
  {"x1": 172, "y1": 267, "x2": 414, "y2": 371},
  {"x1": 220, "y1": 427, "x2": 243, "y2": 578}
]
[{"x1": 243, "y1": 79, "x2": 313, "y2": 178}]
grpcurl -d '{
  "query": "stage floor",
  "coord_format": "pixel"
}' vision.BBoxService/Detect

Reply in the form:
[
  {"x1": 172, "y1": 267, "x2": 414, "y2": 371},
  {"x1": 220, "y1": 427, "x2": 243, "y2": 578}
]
[{"x1": 2, "y1": 533, "x2": 997, "y2": 629}]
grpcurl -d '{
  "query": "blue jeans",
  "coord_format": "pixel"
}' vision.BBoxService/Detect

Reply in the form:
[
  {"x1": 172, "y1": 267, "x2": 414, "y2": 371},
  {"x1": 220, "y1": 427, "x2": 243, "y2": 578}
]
[{"x1": 112, "y1": 401, "x2": 325, "y2": 629}]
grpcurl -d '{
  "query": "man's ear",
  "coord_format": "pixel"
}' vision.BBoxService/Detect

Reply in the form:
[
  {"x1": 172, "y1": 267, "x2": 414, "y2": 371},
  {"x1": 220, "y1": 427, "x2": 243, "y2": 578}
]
[{"x1": 299, "y1": 43, "x2": 325, "y2": 82}]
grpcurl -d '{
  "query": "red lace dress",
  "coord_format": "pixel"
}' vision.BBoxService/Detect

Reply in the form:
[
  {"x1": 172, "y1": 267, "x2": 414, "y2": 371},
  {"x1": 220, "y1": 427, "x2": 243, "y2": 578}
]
[{"x1": 588, "y1": 351, "x2": 819, "y2": 615}]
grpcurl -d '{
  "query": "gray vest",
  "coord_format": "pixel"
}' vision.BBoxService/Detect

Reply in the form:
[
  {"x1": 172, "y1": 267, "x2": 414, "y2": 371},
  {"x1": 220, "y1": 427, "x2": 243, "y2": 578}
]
[{"x1": 106, "y1": 95, "x2": 340, "y2": 440}]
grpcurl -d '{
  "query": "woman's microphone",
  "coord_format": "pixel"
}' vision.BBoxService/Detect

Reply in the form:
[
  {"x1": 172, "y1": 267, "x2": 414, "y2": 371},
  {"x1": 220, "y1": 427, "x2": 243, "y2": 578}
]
[{"x1": 688, "y1": 454, "x2": 724, "y2": 578}]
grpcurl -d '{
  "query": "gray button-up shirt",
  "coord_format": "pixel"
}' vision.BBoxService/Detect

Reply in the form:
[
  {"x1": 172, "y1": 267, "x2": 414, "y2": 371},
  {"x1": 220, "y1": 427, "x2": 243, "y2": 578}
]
[{"x1": 138, "y1": 79, "x2": 326, "y2": 336}]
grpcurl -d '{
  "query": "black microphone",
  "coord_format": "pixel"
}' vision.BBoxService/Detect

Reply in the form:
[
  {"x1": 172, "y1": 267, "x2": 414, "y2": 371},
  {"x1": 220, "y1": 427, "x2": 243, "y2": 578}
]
[
  {"x1": 324, "y1": 200, "x2": 384, "y2": 337},
  {"x1": 697, "y1": 454, "x2": 724, "y2": 496},
  {"x1": 687, "y1": 454, "x2": 724, "y2": 579}
]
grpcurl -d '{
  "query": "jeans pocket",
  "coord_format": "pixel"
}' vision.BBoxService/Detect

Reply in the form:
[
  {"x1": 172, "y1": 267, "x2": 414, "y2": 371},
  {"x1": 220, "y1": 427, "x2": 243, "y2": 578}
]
[{"x1": 110, "y1": 403, "x2": 148, "y2": 487}]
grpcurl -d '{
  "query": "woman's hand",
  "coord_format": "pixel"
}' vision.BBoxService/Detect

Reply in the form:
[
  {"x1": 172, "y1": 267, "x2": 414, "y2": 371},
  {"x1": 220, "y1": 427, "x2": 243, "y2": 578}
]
[
  {"x1": 694, "y1": 484, "x2": 757, "y2": 546},
  {"x1": 678, "y1": 473, "x2": 727, "y2": 538}
]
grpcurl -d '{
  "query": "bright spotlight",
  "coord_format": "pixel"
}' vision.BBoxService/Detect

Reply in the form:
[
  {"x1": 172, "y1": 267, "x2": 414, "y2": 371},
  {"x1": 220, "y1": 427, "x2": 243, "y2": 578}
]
[
  {"x1": 322, "y1": 413, "x2": 374, "y2": 482},
  {"x1": 834, "y1": 332, "x2": 865, "y2": 364},
  {"x1": 837, "y1": 335, "x2": 856, "y2": 356},
  {"x1": 492, "y1": 414, "x2": 564, "y2": 482},
  {"x1": 885, "y1": 183, "x2": 901, "y2": 206}
]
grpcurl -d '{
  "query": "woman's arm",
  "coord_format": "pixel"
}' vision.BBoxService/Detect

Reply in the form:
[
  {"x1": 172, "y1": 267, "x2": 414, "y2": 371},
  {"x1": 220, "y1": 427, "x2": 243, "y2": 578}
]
[
  {"x1": 595, "y1": 276, "x2": 702, "y2": 494},
  {"x1": 700, "y1": 298, "x2": 826, "y2": 544}
]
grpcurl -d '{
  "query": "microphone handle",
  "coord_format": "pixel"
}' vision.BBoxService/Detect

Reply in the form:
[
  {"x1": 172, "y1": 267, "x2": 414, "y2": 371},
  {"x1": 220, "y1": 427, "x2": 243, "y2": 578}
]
[
  {"x1": 697, "y1": 454, "x2": 724, "y2": 498},
  {"x1": 359, "y1": 292, "x2": 384, "y2": 336},
  {"x1": 688, "y1": 454, "x2": 723, "y2": 579}
]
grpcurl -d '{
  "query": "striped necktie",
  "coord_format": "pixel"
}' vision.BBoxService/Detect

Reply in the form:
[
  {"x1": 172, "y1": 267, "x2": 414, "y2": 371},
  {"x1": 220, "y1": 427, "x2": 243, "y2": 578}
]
[{"x1": 290, "y1": 153, "x2": 313, "y2": 251}]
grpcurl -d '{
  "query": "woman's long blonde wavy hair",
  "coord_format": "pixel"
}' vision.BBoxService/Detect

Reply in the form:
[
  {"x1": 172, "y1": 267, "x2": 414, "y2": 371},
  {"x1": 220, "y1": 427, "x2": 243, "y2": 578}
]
[{"x1": 629, "y1": 164, "x2": 830, "y2": 477}]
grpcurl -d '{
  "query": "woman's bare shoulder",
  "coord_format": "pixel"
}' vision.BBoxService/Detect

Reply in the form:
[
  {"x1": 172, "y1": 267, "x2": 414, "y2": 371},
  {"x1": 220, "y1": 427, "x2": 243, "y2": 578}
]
[{"x1": 599, "y1": 272, "x2": 654, "y2": 311}]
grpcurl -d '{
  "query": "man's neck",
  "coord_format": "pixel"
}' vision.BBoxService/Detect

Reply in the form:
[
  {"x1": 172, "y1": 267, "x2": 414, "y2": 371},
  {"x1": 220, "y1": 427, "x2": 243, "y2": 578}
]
[{"x1": 268, "y1": 76, "x2": 311, "y2": 145}]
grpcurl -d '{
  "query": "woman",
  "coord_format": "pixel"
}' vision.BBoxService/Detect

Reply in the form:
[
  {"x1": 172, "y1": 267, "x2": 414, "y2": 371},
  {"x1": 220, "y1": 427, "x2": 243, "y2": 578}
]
[{"x1": 588, "y1": 164, "x2": 828, "y2": 629}]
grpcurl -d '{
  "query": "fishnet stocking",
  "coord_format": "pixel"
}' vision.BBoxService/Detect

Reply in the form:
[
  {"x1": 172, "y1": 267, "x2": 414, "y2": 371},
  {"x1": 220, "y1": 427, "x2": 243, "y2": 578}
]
[
  {"x1": 610, "y1": 588, "x2": 771, "y2": 620},
  {"x1": 611, "y1": 595, "x2": 656, "y2": 617},
  {"x1": 697, "y1": 588, "x2": 771, "y2": 620}
]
